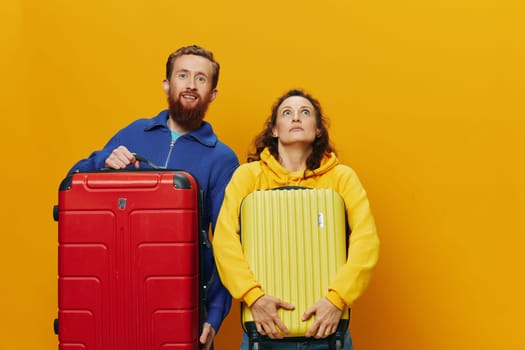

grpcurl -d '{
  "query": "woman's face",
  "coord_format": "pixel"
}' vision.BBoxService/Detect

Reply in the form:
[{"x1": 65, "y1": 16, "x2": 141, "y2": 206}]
[{"x1": 272, "y1": 96, "x2": 320, "y2": 148}]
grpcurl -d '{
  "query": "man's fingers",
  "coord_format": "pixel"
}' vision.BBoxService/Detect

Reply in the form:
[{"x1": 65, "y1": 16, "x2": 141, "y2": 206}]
[
  {"x1": 199, "y1": 322, "x2": 214, "y2": 350},
  {"x1": 199, "y1": 324, "x2": 210, "y2": 343},
  {"x1": 105, "y1": 146, "x2": 136, "y2": 169},
  {"x1": 114, "y1": 148, "x2": 134, "y2": 164}
]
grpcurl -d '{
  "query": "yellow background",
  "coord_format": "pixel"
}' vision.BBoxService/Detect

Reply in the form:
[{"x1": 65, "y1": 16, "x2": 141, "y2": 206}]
[{"x1": 1, "y1": 0, "x2": 524, "y2": 349}]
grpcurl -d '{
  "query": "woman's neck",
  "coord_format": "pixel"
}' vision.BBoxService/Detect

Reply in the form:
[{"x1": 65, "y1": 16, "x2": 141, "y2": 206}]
[{"x1": 277, "y1": 145, "x2": 312, "y2": 172}]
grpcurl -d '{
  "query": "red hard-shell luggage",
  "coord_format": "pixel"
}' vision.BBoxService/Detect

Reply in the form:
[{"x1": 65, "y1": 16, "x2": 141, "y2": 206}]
[{"x1": 53, "y1": 170, "x2": 205, "y2": 350}]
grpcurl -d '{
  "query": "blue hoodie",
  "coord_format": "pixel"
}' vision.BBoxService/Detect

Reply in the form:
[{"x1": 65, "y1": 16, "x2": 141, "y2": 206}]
[{"x1": 69, "y1": 109, "x2": 239, "y2": 332}]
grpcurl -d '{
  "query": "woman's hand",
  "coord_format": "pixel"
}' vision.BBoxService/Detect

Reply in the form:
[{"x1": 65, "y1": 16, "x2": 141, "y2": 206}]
[
  {"x1": 249, "y1": 294, "x2": 295, "y2": 339},
  {"x1": 303, "y1": 298, "x2": 343, "y2": 339}
]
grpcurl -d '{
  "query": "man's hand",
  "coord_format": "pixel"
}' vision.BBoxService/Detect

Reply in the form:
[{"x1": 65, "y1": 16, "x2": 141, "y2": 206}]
[
  {"x1": 199, "y1": 322, "x2": 215, "y2": 350},
  {"x1": 104, "y1": 145, "x2": 139, "y2": 169},
  {"x1": 303, "y1": 298, "x2": 343, "y2": 339},
  {"x1": 249, "y1": 295, "x2": 295, "y2": 339}
]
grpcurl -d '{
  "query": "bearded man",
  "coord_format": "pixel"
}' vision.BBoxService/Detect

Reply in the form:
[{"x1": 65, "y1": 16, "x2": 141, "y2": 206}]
[{"x1": 67, "y1": 45, "x2": 239, "y2": 350}]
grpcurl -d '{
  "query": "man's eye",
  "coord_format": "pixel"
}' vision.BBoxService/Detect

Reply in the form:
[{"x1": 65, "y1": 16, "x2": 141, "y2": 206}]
[
  {"x1": 197, "y1": 76, "x2": 207, "y2": 83},
  {"x1": 178, "y1": 73, "x2": 187, "y2": 79}
]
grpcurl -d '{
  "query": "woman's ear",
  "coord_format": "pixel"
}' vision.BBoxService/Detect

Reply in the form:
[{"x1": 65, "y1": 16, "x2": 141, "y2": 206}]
[{"x1": 271, "y1": 127, "x2": 278, "y2": 138}]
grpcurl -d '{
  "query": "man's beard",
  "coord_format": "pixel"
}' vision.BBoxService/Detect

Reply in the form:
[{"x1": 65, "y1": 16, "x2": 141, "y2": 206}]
[{"x1": 167, "y1": 91, "x2": 211, "y2": 131}]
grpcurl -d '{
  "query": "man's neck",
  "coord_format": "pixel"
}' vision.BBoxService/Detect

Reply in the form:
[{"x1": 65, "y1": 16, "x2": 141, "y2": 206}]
[{"x1": 167, "y1": 116, "x2": 190, "y2": 134}]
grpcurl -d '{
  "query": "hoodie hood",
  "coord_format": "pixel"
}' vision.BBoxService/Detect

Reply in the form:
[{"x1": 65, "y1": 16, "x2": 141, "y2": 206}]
[{"x1": 259, "y1": 147, "x2": 339, "y2": 187}]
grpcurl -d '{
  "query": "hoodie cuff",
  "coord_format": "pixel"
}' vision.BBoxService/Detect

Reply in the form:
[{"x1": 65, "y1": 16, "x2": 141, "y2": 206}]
[
  {"x1": 326, "y1": 290, "x2": 345, "y2": 310},
  {"x1": 243, "y1": 287, "x2": 265, "y2": 307}
]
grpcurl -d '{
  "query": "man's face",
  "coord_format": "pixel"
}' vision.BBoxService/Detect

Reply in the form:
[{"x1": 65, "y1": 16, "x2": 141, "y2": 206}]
[{"x1": 163, "y1": 54, "x2": 217, "y2": 131}]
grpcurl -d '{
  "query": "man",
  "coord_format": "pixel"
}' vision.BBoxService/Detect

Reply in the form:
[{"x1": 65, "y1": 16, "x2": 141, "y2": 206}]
[{"x1": 68, "y1": 45, "x2": 239, "y2": 349}]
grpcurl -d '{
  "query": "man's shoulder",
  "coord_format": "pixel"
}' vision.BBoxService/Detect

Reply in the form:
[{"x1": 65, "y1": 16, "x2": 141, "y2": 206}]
[
  {"x1": 206, "y1": 142, "x2": 239, "y2": 171},
  {"x1": 199, "y1": 124, "x2": 238, "y2": 160},
  {"x1": 214, "y1": 139, "x2": 237, "y2": 157},
  {"x1": 119, "y1": 110, "x2": 168, "y2": 132}
]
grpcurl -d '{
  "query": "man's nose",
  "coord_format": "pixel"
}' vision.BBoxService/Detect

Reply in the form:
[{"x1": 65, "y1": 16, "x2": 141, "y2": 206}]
[
  {"x1": 187, "y1": 75, "x2": 196, "y2": 89},
  {"x1": 186, "y1": 74, "x2": 197, "y2": 90}
]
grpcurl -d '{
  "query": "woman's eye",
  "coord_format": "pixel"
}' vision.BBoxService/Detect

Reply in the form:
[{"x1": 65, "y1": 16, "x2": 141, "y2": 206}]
[
  {"x1": 282, "y1": 110, "x2": 291, "y2": 116},
  {"x1": 301, "y1": 109, "x2": 310, "y2": 116}
]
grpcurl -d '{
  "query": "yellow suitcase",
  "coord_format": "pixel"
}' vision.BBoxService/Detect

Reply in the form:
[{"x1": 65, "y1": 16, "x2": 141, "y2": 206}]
[{"x1": 240, "y1": 187, "x2": 350, "y2": 347}]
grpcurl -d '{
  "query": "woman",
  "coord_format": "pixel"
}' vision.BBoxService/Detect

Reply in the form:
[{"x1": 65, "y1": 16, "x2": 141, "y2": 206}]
[{"x1": 213, "y1": 89, "x2": 380, "y2": 349}]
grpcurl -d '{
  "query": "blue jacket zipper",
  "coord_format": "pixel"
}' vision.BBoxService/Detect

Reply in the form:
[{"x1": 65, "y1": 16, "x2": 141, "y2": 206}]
[{"x1": 163, "y1": 140, "x2": 175, "y2": 169}]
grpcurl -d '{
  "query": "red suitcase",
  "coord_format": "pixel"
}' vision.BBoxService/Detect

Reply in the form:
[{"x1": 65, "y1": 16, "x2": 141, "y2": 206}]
[{"x1": 54, "y1": 170, "x2": 204, "y2": 350}]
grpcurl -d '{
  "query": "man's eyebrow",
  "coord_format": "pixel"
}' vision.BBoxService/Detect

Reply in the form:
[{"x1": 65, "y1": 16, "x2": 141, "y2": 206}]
[{"x1": 174, "y1": 68, "x2": 209, "y2": 77}]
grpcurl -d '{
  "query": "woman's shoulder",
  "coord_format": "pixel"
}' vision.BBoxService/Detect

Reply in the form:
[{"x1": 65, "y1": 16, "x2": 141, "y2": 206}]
[
  {"x1": 332, "y1": 163, "x2": 358, "y2": 178},
  {"x1": 238, "y1": 160, "x2": 263, "y2": 172},
  {"x1": 232, "y1": 161, "x2": 263, "y2": 178}
]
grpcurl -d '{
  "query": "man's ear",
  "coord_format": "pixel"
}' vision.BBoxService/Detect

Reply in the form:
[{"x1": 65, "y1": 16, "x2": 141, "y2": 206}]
[
  {"x1": 209, "y1": 88, "x2": 218, "y2": 102},
  {"x1": 162, "y1": 79, "x2": 170, "y2": 95}
]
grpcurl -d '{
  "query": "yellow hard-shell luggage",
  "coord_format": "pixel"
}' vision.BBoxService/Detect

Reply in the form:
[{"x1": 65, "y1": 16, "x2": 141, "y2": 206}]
[{"x1": 240, "y1": 187, "x2": 350, "y2": 349}]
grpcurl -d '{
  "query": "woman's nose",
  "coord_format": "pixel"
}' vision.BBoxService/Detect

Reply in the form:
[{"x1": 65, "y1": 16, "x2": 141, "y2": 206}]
[{"x1": 292, "y1": 111, "x2": 301, "y2": 121}]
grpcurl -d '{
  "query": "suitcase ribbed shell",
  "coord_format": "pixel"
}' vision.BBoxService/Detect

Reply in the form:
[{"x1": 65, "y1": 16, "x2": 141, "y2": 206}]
[{"x1": 240, "y1": 188, "x2": 349, "y2": 337}]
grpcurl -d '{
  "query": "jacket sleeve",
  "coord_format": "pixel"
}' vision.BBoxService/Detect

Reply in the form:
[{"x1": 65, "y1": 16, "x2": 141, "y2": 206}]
[
  {"x1": 212, "y1": 166, "x2": 265, "y2": 307},
  {"x1": 67, "y1": 130, "x2": 124, "y2": 174},
  {"x1": 326, "y1": 166, "x2": 380, "y2": 309},
  {"x1": 204, "y1": 152, "x2": 239, "y2": 332},
  {"x1": 202, "y1": 246, "x2": 232, "y2": 332}
]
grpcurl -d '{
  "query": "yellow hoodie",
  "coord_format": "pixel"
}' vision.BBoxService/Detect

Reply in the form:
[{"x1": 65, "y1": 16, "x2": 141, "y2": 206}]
[{"x1": 213, "y1": 147, "x2": 380, "y2": 310}]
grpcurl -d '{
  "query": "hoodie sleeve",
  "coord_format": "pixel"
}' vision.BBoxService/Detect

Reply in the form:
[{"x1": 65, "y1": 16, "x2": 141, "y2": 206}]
[
  {"x1": 212, "y1": 165, "x2": 266, "y2": 307},
  {"x1": 326, "y1": 165, "x2": 380, "y2": 309}
]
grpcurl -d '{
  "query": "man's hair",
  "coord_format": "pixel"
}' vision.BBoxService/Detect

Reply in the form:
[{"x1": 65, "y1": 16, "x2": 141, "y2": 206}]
[
  {"x1": 247, "y1": 89, "x2": 336, "y2": 170},
  {"x1": 165, "y1": 45, "x2": 220, "y2": 89}
]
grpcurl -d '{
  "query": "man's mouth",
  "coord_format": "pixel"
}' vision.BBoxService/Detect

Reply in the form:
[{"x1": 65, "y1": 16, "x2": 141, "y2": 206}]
[{"x1": 181, "y1": 92, "x2": 198, "y2": 101}]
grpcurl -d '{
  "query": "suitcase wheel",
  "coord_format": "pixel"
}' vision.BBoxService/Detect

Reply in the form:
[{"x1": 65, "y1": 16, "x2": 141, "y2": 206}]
[{"x1": 53, "y1": 318, "x2": 59, "y2": 335}]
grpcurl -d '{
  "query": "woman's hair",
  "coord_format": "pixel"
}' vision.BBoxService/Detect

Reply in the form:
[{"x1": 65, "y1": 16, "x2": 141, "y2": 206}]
[
  {"x1": 247, "y1": 89, "x2": 335, "y2": 170},
  {"x1": 165, "y1": 45, "x2": 220, "y2": 89}
]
